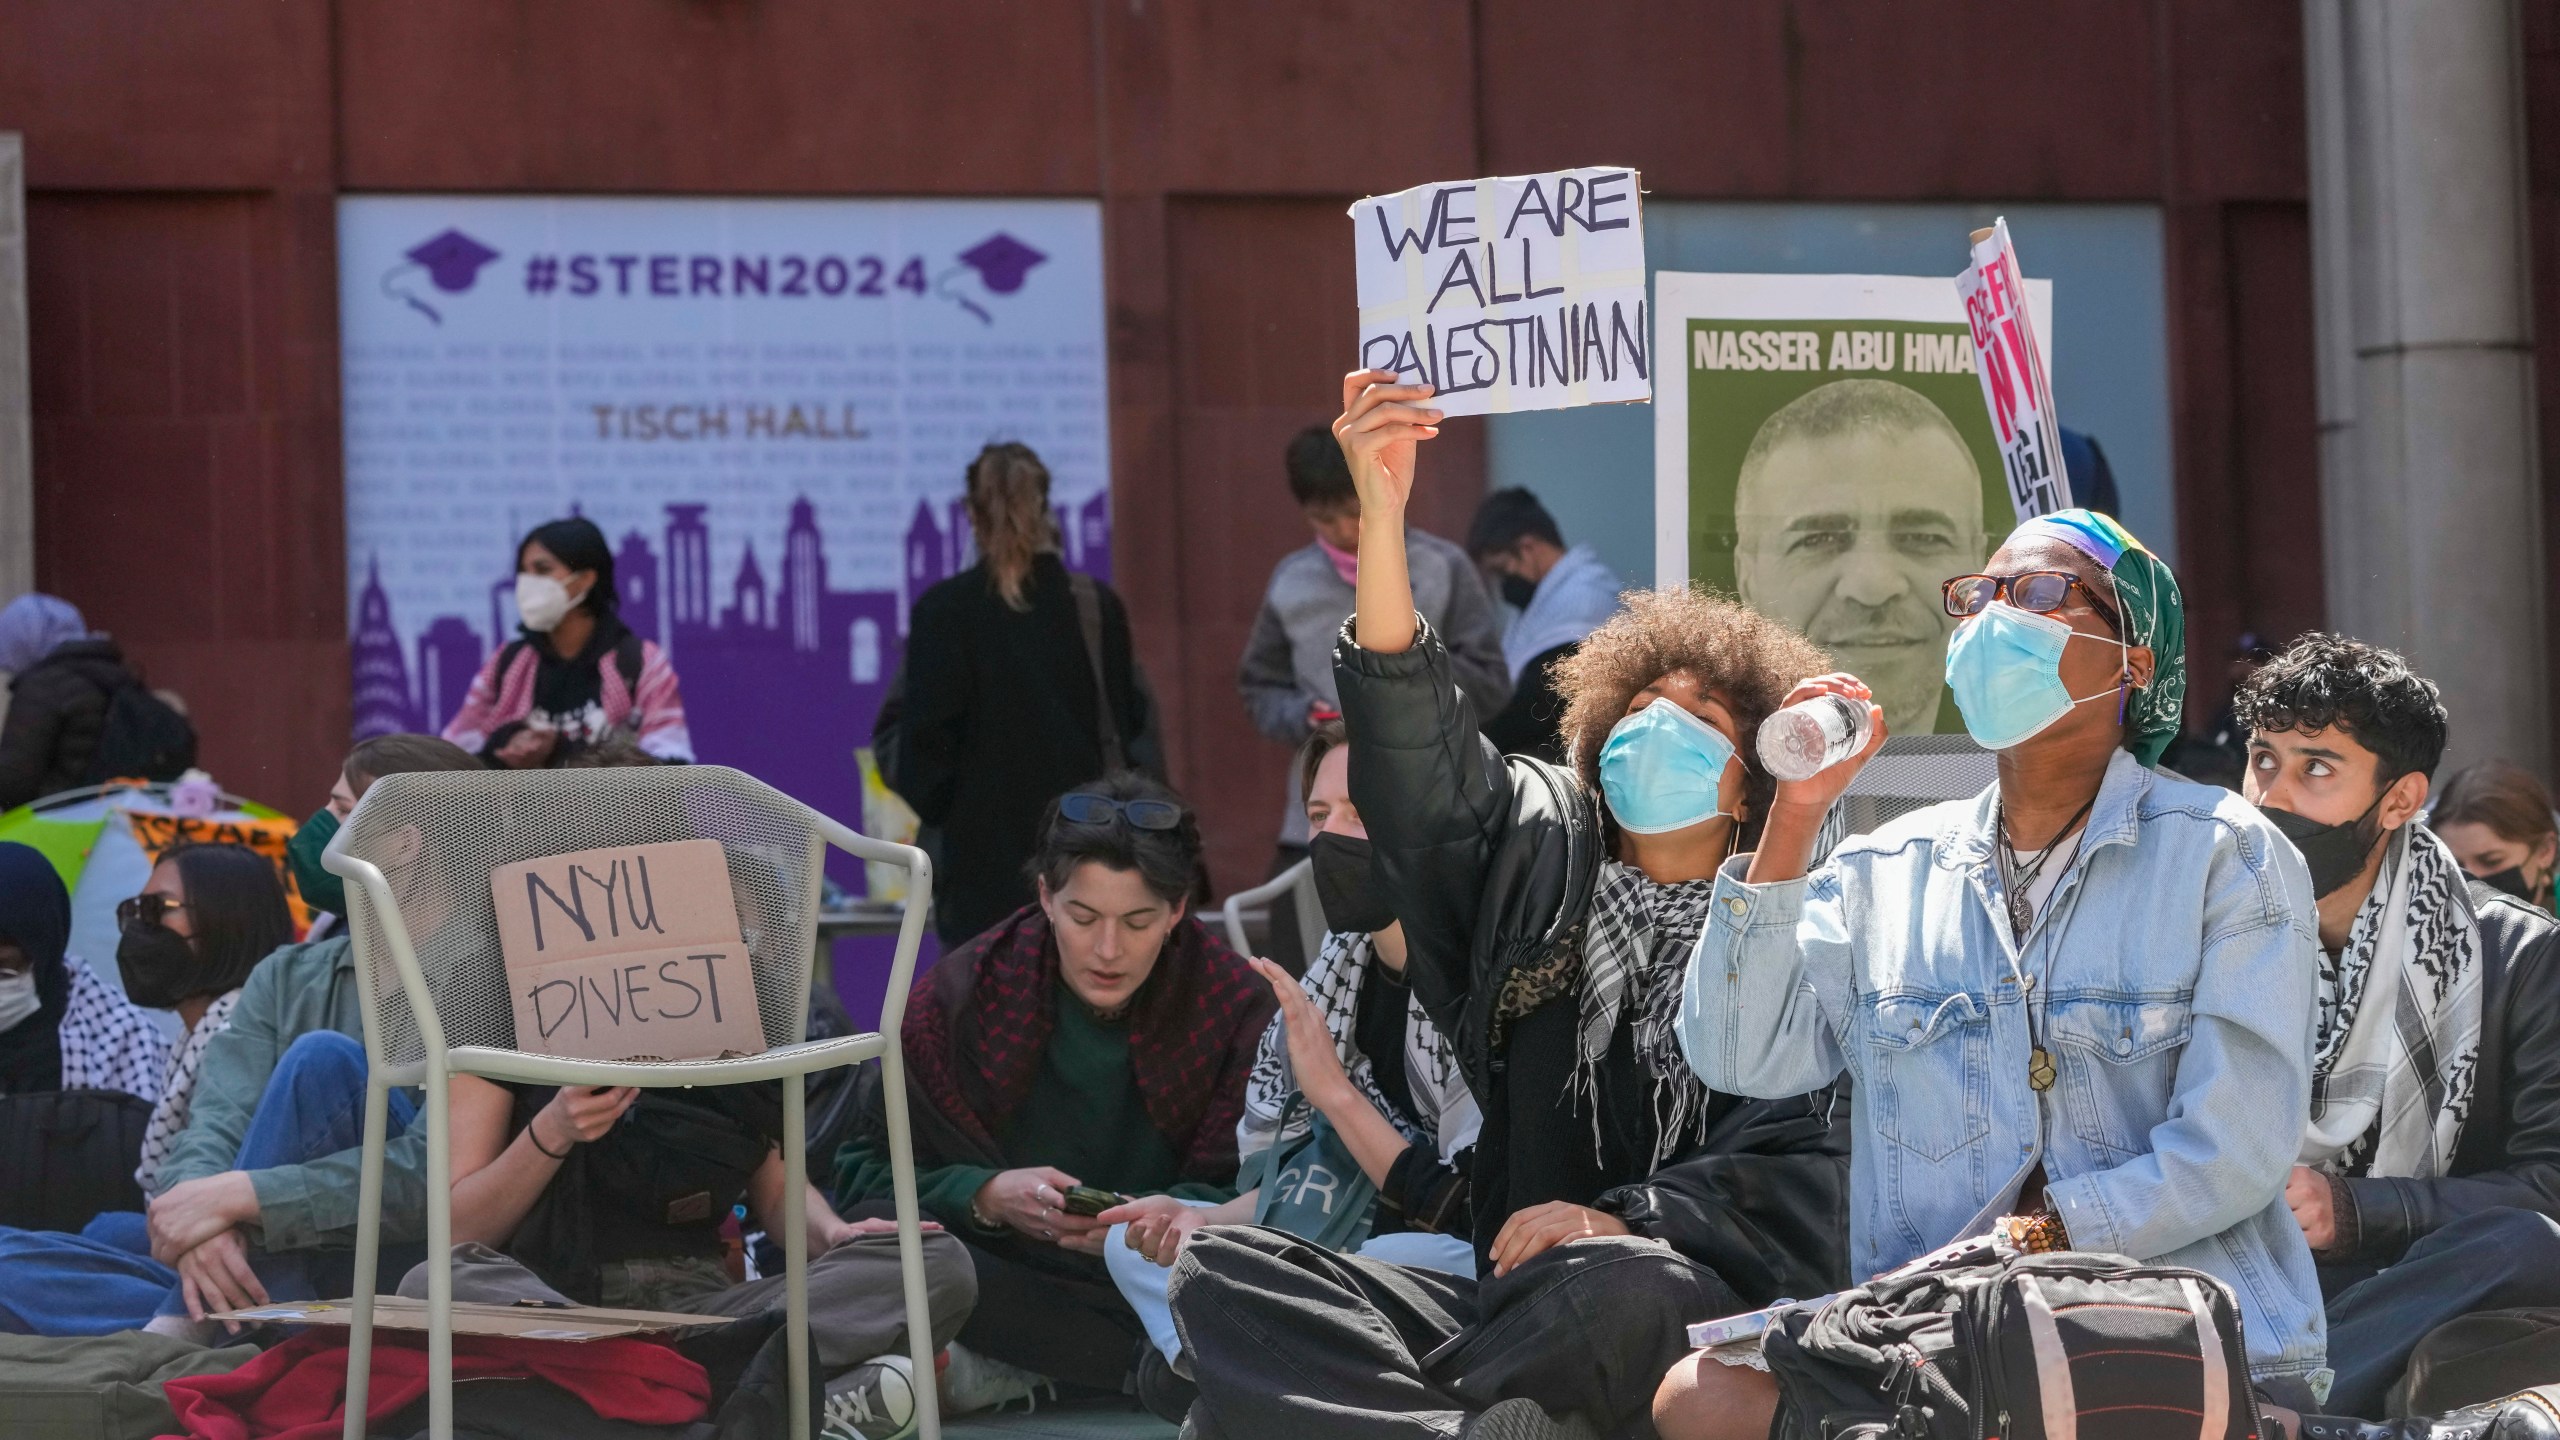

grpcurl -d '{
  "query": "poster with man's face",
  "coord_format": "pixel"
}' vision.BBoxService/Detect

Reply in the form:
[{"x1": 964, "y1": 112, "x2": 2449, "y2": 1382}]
[{"x1": 1652, "y1": 273, "x2": 2053, "y2": 735}]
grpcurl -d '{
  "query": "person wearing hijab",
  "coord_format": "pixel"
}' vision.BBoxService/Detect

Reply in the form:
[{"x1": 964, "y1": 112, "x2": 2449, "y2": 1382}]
[
  {"x1": 0, "y1": 593, "x2": 159, "y2": 810},
  {"x1": 441, "y1": 517, "x2": 692, "y2": 767},
  {"x1": 0, "y1": 840, "x2": 167, "y2": 1101},
  {"x1": 1662, "y1": 509, "x2": 2332, "y2": 1437}
]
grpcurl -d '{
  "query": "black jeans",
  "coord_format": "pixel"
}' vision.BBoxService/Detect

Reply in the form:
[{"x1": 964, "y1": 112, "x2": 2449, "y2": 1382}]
[
  {"x1": 1170, "y1": 1225, "x2": 1739, "y2": 1440},
  {"x1": 2322, "y1": 1206, "x2": 2560, "y2": 1417}
]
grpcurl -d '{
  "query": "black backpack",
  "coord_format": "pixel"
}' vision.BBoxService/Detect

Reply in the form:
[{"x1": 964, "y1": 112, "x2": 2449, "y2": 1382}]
[
  {"x1": 83, "y1": 681, "x2": 197, "y2": 785},
  {"x1": 1764, "y1": 1240, "x2": 2263, "y2": 1440},
  {"x1": 0, "y1": 1088, "x2": 154, "y2": 1232}
]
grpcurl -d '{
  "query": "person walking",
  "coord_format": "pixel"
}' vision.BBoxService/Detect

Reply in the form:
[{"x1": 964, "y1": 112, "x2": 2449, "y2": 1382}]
[
  {"x1": 1237, "y1": 425, "x2": 1507, "y2": 967},
  {"x1": 881, "y1": 442, "x2": 1153, "y2": 948},
  {"x1": 441, "y1": 517, "x2": 692, "y2": 767}
]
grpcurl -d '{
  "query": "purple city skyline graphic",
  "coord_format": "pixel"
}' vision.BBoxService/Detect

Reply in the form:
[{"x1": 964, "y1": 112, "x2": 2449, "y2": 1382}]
[{"x1": 351, "y1": 489, "x2": 1114, "y2": 897}]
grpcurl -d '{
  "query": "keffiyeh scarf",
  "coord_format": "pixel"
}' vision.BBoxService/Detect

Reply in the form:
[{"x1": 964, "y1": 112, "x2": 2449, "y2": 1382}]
[
  {"x1": 1575, "y1": 860, "x2": 1721, "y2": 1169},
  {"x1": 138, "y1": 988, "x2": 240, "y2": 1192},
  {"x1": 2300, "y1": 824, "x2": 2483, "y2": 1179},
  {"x1": 898, "y1": 903, "x2": 1274, "y2": 1183},
  {"x1": 1240, "y1": 931, "x2": 1465, "y2": 1162}
]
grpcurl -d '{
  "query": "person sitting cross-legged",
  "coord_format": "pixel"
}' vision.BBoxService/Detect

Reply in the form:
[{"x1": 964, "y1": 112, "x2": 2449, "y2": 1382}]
[
  {"x1": 2238, "y1": 636, "x2": 2560, "y2": 1424},
  {"x1": 138, "y1": 735, "x2": 488, "y2": 1338},
  {"x1": 1167, "y1": 370, "x2": 1852, "y2": 1440},
  {"x1": 1097, "y1": 719, "x2": 1482, "y2": 1422},
  {"x1": 1658, "y1": 509, "x2": 2332, "y2": 1439}
]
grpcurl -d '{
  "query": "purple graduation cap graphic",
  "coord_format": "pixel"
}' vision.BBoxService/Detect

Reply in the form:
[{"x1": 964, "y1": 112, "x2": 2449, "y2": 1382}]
[
  {"x1": 383, "y1": 228, "x2": 500, "y2": 325},
  {"x1": 939, "y1": 232, "x2": 1047, "y2": 323}
]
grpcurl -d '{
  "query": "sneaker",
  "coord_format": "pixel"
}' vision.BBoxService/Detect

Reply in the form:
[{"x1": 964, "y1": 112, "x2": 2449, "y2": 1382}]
[
  {"x1": 822, "y1": 1353, "x2": 918, "y2": 1440},
  {"x1": 1459, "y1": 1397, "x2": 1600, "y2": 1440},
  {"x1": 938, "y1": 1340, "x2": 1052, "y2": 1416}
]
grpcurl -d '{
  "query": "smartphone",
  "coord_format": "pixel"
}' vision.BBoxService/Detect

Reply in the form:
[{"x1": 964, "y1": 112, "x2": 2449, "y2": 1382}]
[{"x1": 1061, "y1": 1185, "x2": 1128, "y2": 1217}]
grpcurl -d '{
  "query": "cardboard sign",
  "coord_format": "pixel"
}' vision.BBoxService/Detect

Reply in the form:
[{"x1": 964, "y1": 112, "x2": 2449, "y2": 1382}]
[
  {"x1": 212, "y1": 1295, "x2": 733, "y2": 1340},
  {"x1": 510, "y1": 940, "x2": 766, "y2": 1063},
  {"x1": 1350, "y1": 166, "x2": 1650, "y2": 417},
  {"x1": 1955, "y1": 218, "x2": 2071, "y2": 520},
  {"x1": 491, "y1": 838, "x2": 739, "y2": 966},
  {"x1": 491, "y1": 838, "x2": 765, "y2": 1061}
]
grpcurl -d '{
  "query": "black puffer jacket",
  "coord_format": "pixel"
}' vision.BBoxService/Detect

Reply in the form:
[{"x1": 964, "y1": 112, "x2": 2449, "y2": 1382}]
[
  {"x1": 0, "y1": 640, "x2": 132, "y2": 809},
  {"x1": 1335, "y1": 617, "x2": 1849, "y2": 1289},
  {"x1": 2329, "y1": 879, "x2": 2560, "y2": 1263}
]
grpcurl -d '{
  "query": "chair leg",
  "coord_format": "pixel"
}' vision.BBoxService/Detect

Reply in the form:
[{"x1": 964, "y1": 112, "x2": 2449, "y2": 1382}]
[
  {"x1": 342, "y1": 1078, "x2": 392, "y2": 1440},
  {"x1": 784, "y1": 1081, "x2": 812, "y2": 1440},
  {"x1": 879, "y1": 1050, "x2": 943, "y2": 1440},
  {"x1": 424, "y1": 1067, "x2": 454, "y2": 1440}
]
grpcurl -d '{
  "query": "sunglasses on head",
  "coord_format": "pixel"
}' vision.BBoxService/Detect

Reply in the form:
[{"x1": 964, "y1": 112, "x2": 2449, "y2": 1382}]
[
  {"x1": 1058, "y1": 793, "x2": 1184, "y2": 832},
  {"x1": 1942, "y1": 571, "x2": 2123, "y2": 634},
  {"x1": 116, "y1": 894, "x2": 188, "y2": 929}
]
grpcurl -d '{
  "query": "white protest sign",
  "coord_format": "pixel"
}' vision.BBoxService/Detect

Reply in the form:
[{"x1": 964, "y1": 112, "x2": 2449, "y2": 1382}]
[
  {"x1": 1350, "y1": 167, "x2": 1650, "y2": 417},
  {"x1": 1956, "y1": 218, "x2": 2071, "y2": 520}
]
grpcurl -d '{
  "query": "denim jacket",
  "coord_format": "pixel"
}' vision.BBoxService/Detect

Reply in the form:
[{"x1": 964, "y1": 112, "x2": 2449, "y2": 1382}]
[{"x1": 1681, "y1": 750, "x2": 2328, "y2": 1381}]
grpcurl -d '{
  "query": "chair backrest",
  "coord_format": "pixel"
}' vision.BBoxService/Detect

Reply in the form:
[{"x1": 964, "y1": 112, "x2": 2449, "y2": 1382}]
[
  {"x1": 1220, "y1": 857, "x2": 1323, "y2": 972},
  {"x1": 331, "y1": 765, "x2": 825, "y2": 1069},
  {"x1": 1832, "y1": 734, "x2": 1998, "y2": 838}
]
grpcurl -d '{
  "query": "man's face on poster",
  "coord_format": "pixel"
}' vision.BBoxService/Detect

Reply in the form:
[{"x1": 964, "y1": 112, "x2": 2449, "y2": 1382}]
[{"x1": 1735, "y1": 421, "x2": 1985, "y2": 734}]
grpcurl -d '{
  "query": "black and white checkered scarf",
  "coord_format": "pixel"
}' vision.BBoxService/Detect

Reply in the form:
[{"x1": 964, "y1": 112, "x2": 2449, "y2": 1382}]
[
  {"x1": 2301, "y1": 823, "x2": 2483, "y2": 1179},
  {"x1": 1574, "y1": 860, "x2": 1721, "y2": 1170}
]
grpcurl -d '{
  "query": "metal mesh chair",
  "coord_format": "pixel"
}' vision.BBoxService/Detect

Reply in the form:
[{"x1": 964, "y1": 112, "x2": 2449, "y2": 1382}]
[
  {"x1": 1219, "y1": 857, "x2": 1322, "y2": 972},
  {"x1": 322, "y1": 764, "x2": 942, "y2": 1440},
  {"x1": 1833, "y1": 733, "x2": 1999, "y2": 836}
]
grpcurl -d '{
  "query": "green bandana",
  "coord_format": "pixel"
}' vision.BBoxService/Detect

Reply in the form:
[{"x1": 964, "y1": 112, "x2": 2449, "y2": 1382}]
[{"x1": 2010, "y1": 509, "x2": 2187, "y2": 768}]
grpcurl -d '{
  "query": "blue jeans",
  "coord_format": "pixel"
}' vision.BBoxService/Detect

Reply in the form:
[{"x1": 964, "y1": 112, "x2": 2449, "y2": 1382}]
[
  {"x1": 0, "y1": 1213, "x2": 178, "y2": 1335},
  {"x1": 2322, "y1": 1207, "x2": 2560, "y2": 1417},
  {"x1": 155, "y1": 1030, "x2": 420, "y2": 1316}
]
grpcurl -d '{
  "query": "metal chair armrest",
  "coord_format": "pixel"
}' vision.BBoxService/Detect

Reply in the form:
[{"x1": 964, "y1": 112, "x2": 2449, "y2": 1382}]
[{"x1": 439, "y1": 1033, "x2": 888, "y2": 1089}]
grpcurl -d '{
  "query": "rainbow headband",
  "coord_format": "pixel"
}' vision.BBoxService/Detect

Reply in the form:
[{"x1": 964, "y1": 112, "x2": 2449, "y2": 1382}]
[{"x1": 2015, "y1": 508, "x2": 2146, "y2": 569}]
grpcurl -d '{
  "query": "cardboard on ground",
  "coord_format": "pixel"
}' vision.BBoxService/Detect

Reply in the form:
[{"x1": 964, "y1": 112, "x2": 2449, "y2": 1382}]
[
  {"x1": 209, "y1": 1295, "x2": 733, "y2": 1341},
  {"x1": 490, "y1": 838, "x2": 766, "y2": 1062}
]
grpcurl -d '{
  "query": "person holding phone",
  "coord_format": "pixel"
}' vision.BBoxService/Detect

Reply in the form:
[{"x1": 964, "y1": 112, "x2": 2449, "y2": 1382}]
[{"x1": 834, "y1": 772, "x2": 1276, "y2": 1412}]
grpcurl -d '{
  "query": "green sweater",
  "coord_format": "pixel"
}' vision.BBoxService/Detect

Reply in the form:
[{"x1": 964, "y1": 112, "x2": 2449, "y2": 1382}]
[{"x1": 838, "y1": 989, "x2": 1234, "y2": 1226}]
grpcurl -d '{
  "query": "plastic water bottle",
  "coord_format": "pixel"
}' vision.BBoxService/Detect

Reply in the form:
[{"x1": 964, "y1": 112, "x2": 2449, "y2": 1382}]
[{"x1": 1756, "y1": 695, "x2": 1872, "y2": 782}]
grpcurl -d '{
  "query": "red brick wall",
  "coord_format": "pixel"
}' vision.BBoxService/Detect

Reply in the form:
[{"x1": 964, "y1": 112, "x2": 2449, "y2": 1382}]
[{"x1": 0, "y1": 0, "x2": 2437, "y2": 888}]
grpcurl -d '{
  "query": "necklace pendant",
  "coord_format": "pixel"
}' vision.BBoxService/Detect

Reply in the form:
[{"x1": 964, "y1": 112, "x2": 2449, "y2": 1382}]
[{"x1": 2028, "y1": 1046, "x2": 2057, "y2": 1092}]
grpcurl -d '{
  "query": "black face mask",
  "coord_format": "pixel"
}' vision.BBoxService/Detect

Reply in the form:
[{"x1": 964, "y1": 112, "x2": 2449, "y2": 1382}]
[
  {"x1": 2477, "y1": 865, "x2": 2541, "y2": 905},
  {"x1": 1309, "y1": 832, "x2": 1398, "y2": 935},
  {"x1": 116, "y1": 920, "x2": 201, "y2": 1011},
  {"x1": 2261, "y1": 793, "x2": 2388, "y2": 900},
  {"x1": 1498, "y1": 573, "x2": 1538, "y2": 610}
]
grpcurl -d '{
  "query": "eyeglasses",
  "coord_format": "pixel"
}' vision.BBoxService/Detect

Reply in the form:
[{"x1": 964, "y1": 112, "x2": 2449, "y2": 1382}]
[
  {"x1": 1942, "y1": 571, "x2": 2122, "y2": 634},
  {"x1": 116, "y1": 894, "x2": 187, "y2": 929},
  {"x1": 1058, "y1": 793, "x2": 1185, "y2": 832}
]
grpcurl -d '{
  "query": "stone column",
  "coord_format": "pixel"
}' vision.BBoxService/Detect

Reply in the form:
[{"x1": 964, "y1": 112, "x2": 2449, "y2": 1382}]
[
  {"x1": 0, "y1": 134, "x2": 30, "y2": 605},
  {"x1": 2302, "y1": 0, "x2": 2546, "y2": 773}
]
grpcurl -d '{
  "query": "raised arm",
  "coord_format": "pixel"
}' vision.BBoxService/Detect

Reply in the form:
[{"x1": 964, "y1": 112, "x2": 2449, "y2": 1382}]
[{"x1": 1334, "y1": 368, "x2": 1442, "y2": 656}]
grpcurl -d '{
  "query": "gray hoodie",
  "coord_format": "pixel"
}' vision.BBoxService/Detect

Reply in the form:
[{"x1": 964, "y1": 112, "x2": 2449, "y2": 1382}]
[{"x1": 1237, "y1": 527, "x2": 1510, "y2": 844}]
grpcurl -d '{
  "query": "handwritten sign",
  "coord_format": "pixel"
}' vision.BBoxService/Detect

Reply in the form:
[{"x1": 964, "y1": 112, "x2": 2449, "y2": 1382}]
[
  {"x1": 510, "y1": 941, "x2": 765, "y2": 1063},
  {"x1": 1350, "y1": 167, "x2": 1650, "y2": 417},
  {"x1": 1956, "y1": 218, "x2": 2071, "y2": 520},
  {"x1": 490, "y1": 839, "x2": 765, "y2": 1061}
]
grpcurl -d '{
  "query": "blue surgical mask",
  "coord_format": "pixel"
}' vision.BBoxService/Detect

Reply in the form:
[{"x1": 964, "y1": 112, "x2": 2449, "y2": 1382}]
[
  {"x1": 1599, "y1": 697, "x2": 1738, "y2": 835},
  {"x1": 1943, "y1": 602, "x2": 2125, "y2": 751}
]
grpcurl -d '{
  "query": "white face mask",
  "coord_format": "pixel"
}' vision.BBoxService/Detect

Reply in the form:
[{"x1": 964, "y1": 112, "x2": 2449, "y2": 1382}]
[
  {"x1": 514, "y1": 573, "x2": 577, "y2": 633},
  {"x1": 0, "y1": 970, "x2": 40, "y2": 1033}
]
